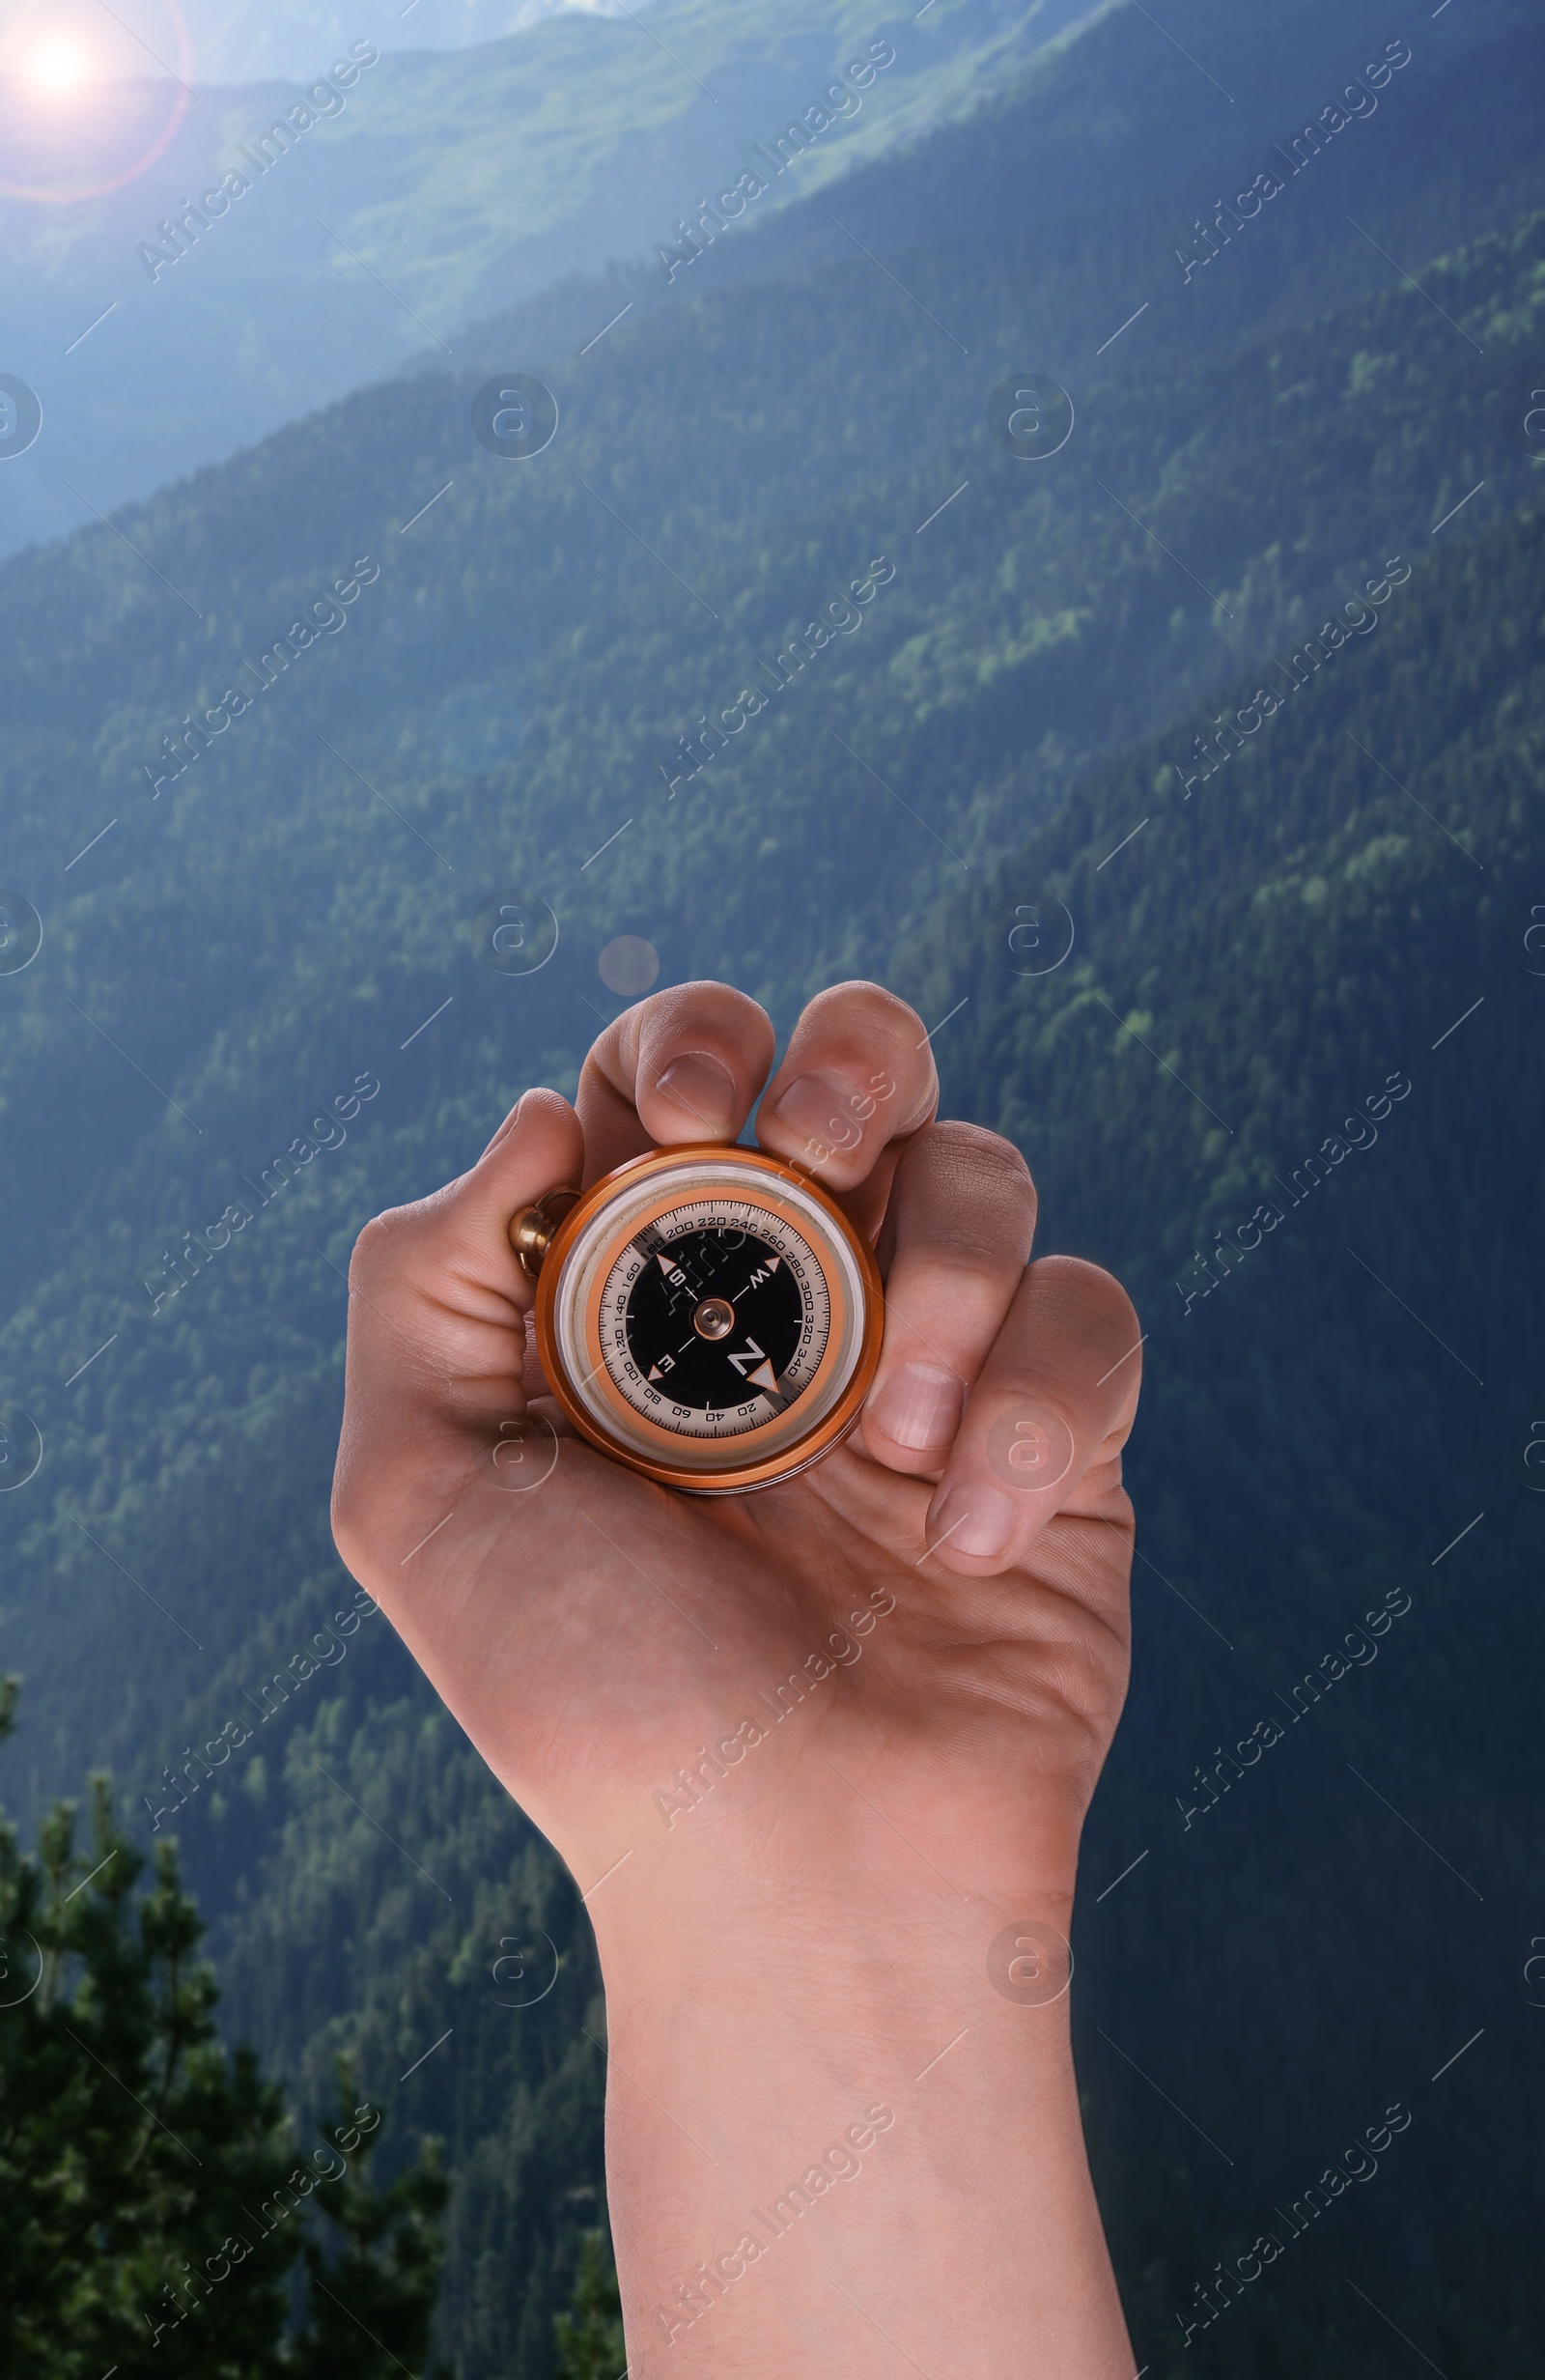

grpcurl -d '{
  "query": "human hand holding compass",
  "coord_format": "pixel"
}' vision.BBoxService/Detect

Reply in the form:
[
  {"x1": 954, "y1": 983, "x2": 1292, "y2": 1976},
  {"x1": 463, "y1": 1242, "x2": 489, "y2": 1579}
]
[{"x1": 332, "y1": 978, "x2": 1141, "y2": 2377}]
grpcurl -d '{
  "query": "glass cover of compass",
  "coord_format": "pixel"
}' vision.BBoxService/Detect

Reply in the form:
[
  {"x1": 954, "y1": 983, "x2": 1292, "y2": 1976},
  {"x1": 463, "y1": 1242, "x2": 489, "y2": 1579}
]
[{"x1": 531, "y1": 1145, "x2": 884, "y2": 1493}]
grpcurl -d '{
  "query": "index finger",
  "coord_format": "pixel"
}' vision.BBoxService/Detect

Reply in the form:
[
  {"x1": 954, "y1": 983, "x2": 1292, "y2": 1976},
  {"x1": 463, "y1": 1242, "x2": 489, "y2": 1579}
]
[
  {"x1": 576, "y1": 980, "x2": 775, "y2": 1185},
  {"x1": 755, "y1": 981, "x2": 938, "y2": 1231}
]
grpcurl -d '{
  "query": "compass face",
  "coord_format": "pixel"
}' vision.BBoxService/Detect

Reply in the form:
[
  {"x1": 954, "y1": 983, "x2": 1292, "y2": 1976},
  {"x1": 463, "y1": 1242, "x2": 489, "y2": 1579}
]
[
  {"x1": 537, "y1": 1149, "x2": 882, "y2": 1491},
  {"x1": 605, "y1": 1206, "x2": 828, "y2": 1439}
]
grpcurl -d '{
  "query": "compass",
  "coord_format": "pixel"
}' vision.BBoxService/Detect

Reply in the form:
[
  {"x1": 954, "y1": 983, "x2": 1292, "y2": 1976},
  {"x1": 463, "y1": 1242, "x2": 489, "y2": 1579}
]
[{"x1": 510, "y1": 1145, "x2": 884, "y2": 1493}]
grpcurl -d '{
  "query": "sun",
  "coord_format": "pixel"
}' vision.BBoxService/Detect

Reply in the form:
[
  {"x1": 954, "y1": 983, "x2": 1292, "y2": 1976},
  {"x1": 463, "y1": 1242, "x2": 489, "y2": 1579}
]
[{"x1": 18, "y1": 38, "x2": 96, "y2": 98}]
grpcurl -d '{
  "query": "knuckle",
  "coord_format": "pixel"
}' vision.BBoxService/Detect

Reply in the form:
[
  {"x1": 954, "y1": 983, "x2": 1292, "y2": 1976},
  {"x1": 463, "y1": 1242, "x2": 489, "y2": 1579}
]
[
  {"x1": 643, "y1": 980, "x2": 772, "y2": 1051},
  {"x1": 1027, "y1": 1255, "x2": 1142, "y2": 1374},
  {"x1": 1038, "y1": 1253, "x2": 1138, "y2": 1333},
  {"x1": 329, "y1": 1483, "x2": 360, "y2": 1565},
  {"x1": 901, "y1": 1122, "x2": 1037, "y2": 1257},
  {"x1": 984, "y1": 1363, "x2": 1075, "y2": 1423},
  {"x1": 912, "y1": 1227, "x2": 1024, "y2": 1292},
  {"x1": 926, "y1": 1119, "x2": 1033, "y2": 1188},
  {"x1": 895, "y1": 1250, "x2": 1011, "y2": 1326},
  {"x1": 349, "y1": 1200, "x2": 432, "y2": 1288},
  {"x1": 349, "y1": 1210, "x2": 395, "y2": 1282},
  {"x1": 797, "y1": 982, "x2": 937, "y2": 1083},
  {"x1": 599, "y1": 981, "x2": 774, "y2": 1100},
  {"x1": 803, "y1": 978, "x2": 920, "y2": 1034},
  {"x1": 515, "y1": 1083, "x2": 577, "y2": 1131},
  {"x1": 654, "y1": 978, "x2": 770, "y2": 1024}
]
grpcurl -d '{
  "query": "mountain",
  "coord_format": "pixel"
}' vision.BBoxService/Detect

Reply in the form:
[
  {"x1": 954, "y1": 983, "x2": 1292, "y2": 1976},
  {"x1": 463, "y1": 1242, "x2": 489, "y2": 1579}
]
[
  {"x1": 1, "y1": 2, "x2": 1540, "y2": 2364},
  {"x1": 189, "y1": 0, "x2": 626, "y2": 87},
  {"x1": 0, "y1": 0, "x2": 1102, "y2": 561},
  {"x1": 902, "y1": 493, "x2": 1544, "y2": 2373}
]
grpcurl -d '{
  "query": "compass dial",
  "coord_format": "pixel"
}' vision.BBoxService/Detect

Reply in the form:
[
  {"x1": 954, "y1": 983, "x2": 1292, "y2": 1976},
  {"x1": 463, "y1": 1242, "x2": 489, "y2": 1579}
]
[
  {"x1": 604, "y1": 1204, "x2": 828, "y2": 1438},
  {"x1": 535, "y1": 1148, "x2": 883, "y2": 1492}
]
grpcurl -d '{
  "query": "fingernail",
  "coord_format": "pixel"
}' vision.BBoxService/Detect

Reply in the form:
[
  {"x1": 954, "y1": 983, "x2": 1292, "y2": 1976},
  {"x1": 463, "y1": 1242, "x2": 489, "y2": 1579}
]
[
  {"x1": 929, "y1": 1485, "x2": 1017, "y2": 1560},
  {"x1": 867, "y1": 1364, "x2": 964, "y2": 1452},
  {"x1": 767, "y1": 1070, "x2": 869, "y2": 1164},
  {"x1": 655, "y1": 1052, "x2": 738, "y2": 1132}
]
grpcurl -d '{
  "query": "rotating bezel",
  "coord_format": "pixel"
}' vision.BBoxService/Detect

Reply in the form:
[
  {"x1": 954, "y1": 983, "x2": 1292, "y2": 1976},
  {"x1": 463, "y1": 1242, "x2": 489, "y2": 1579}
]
[{"x1": 532, "y1": 1145, "x2": 884, "y2": 1493}]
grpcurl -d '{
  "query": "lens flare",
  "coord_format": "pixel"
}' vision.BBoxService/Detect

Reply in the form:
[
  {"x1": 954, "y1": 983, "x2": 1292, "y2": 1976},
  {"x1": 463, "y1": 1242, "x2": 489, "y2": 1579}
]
[
  {"x1": 20, "y1": 38, "x2": 95, "y2": 97},
  {"x1": 0, "y1": 1, "x2": 193, "y2": 204}
]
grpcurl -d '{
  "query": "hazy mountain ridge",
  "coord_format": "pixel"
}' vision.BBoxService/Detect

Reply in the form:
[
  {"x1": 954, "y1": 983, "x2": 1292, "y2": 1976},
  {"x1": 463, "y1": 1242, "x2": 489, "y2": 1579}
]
[
  {"x1": 7, "y1": 0, "x2": 1533, "y2": 565},
  {"x1": 0, "y1": 0, "x2": 1100, "y2": 560},
  {"x1": 197, "y1": 0, "x2": 625, "y2": 87}
]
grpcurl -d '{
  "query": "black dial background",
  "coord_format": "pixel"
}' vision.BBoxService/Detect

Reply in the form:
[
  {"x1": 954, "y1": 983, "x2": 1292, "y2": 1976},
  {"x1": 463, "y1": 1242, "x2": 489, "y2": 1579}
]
[{"x1": 624, "y1": 1226, "x2": 806, "y2": 1411}]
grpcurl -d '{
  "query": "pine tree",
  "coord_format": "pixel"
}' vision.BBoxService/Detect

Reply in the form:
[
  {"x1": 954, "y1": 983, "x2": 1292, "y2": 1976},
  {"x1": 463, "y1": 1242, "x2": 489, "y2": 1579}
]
[
  {"x1": 552, "y1": 2229, "x2": 625, "y2": 2380},
  {"x1": 0, "y1": 1677, "x2": 447, "y2": 2378}
]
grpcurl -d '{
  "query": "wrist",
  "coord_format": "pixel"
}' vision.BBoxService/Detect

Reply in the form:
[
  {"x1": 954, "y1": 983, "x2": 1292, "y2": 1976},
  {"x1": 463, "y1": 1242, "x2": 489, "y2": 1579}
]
[
  {"x1": 594, "y1": 1860, "x2": 1079, "y2": 2066},
  {"x1": 588, "y1": 1863, "x2": 1125, "y2": 2377},
  {"x1": 586, "y1": 1775, "x2": 1087, "y2": 2119}
]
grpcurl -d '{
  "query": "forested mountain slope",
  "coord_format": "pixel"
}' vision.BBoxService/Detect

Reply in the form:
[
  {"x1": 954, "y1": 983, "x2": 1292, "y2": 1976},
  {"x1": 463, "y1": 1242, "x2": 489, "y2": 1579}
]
[
  {"x1": 2, "y1": 199, "x2": 1539, "y2": 1370},
  {"x1": 1, "y1": 90, "x2": 1540, "y2": 2376},
  {"x1": 458, "y1": 0, "x2": 1545, "y2": 381},
  {"x1": 904, "y1": 495, "x2": 1544, "y2": 2372}
]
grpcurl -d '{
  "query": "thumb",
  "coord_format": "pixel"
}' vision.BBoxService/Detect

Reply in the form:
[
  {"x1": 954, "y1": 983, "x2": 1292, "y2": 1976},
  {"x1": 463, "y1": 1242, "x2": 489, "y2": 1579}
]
[
  {"x1": 334, "y1": 1088, "x2": 585, "y2": 1546},
  {"x1": 407, "y1": 1086, "x2": 588, "y2": 1304}
]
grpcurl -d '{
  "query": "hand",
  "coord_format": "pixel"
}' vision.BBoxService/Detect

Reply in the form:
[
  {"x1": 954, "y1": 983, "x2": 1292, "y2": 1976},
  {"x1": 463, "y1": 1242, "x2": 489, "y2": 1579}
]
[{"x1": 332, "y1": 978, "x2": 1142, "y2": 2378}]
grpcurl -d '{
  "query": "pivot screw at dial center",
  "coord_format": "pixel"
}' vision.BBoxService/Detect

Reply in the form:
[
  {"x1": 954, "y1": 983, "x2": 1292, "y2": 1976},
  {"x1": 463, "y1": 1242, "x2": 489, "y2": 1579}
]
[{"x1": 693, "y1": 1297, "x2": 735, "y2": 1340}]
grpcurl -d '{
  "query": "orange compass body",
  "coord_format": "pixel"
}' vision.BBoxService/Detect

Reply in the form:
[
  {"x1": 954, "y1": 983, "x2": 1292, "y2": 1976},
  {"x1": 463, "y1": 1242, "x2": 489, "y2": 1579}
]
[{"x1": 511, "y1": 1145, "x2": 884, "y2": 1495}]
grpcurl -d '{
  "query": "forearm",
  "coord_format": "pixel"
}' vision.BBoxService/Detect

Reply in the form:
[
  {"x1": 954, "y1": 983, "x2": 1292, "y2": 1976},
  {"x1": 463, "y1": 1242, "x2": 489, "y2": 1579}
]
[{"x1": 594, "y1": 1868, "x2": 1132, "y2": 2379}]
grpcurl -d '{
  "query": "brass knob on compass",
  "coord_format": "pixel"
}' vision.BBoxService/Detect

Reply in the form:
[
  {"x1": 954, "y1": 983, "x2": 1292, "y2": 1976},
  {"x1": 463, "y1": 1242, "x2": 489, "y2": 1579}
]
[{"x1": 509, "y1": 1186, "x2": 579, "y2": 1276}]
